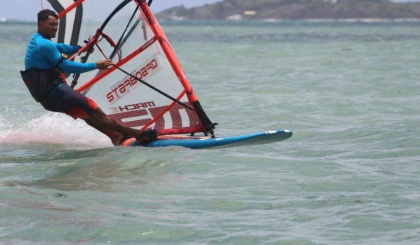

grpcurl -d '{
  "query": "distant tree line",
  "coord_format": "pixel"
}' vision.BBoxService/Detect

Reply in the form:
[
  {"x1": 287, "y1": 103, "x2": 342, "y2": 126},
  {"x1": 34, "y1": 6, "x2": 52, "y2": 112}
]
[{"x1": 156, "y1": 0, "x2": 420, "y2": 20}]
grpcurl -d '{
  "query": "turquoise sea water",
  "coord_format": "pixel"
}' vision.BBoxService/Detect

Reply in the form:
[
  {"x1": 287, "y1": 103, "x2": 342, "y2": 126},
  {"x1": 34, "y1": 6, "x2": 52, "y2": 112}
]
[{"x1": 1, "y1": 20, "x2": 420, "y2": 244}]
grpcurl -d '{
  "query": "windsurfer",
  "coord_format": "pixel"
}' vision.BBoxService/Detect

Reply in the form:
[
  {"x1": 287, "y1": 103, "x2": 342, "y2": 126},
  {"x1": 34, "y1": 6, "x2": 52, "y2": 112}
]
[{"x1": 21, "y1": 9, "x2": 157, "y2": 146}]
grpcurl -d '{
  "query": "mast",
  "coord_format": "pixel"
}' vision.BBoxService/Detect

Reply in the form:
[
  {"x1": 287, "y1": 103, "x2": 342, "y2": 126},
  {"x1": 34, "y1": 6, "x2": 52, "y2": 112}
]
[{"x1": 138, "y1": 0, "x2": 216, "y2": 136}]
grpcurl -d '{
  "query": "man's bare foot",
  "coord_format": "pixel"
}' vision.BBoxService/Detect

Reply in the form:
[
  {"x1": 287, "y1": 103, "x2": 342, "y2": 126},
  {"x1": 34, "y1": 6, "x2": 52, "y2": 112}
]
[
  {"x1": 111, "y1": 134, "x2": 132, "y2": 146},
  {"x1": 136, "y1": 129, "x2": 158, "y2": 146}
]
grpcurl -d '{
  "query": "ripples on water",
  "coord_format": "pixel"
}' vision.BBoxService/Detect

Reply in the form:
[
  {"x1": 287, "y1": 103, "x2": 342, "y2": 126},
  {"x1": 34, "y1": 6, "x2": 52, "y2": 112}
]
[
  {"x1": 160, "y1": 20, "x2": 420, "y2": 43},
  {"x1": 1, "y1": 20, "x2": 420, "y2": 244}
]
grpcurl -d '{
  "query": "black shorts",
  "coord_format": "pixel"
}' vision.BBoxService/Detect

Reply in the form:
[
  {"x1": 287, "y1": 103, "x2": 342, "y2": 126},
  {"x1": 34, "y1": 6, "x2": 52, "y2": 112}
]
[{"x1": 40, "y1": 83, "x2": 98, "y2": 119}]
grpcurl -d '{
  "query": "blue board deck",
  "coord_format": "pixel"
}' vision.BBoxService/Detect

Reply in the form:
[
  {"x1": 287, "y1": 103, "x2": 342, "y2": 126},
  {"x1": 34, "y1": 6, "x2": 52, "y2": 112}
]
[{"x1": 123, "y1": 129, "x2": 292, "y2": 149}]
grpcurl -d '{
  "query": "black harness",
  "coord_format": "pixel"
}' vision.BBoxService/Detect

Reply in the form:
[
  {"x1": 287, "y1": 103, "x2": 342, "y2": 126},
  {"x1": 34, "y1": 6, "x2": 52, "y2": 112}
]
[{"x1": 20, "y1": 54, "x2": 67, "y2": 102}]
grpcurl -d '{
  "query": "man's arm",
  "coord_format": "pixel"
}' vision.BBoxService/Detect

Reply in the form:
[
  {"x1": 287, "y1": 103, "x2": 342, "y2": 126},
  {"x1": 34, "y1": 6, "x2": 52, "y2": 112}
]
[
  {"x1": 60, "y1": 59, "x2": 97, "y2": 74},
  {"x1": 56, "y1": 43, "x2": 79, "y2": 56},
  {"x1": 61, "y1": 59, "x2": 113, "y2": 73},
  {"x1": 39, "y1": 38, "x2": 112, "y2": 73},
  {"x1": 39, "y1": 40, "x2": 97, "y2": 73}
]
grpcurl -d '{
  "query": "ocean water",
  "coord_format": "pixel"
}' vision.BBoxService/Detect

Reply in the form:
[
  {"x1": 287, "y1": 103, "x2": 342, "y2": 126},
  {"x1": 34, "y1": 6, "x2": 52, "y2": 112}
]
[{"x1": 1, "y1": 20, "x2": 420, "y2": 244}]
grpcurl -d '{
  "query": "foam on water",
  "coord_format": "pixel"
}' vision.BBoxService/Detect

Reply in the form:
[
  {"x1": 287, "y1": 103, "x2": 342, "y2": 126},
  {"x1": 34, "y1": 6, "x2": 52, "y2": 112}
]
[{"x1": 0, "y1": 113, "x2": 111, "y2": 148}]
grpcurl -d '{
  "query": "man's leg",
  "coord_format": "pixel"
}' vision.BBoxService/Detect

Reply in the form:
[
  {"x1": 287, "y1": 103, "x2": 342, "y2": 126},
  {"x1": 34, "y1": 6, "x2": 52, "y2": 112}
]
[
  {"x1": 84, "y1": 117, "x2": 125, "y2": 146},
  {"x1": 43, "y1": 83, "x2": 156, "y2": 146},
  {"x1": 85, "y1": 107, "x2": 157, "y2": 146}
]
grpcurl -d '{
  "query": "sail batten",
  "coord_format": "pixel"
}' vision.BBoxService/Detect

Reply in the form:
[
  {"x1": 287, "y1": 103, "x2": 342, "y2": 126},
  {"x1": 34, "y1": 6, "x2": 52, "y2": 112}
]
[{"x1": 48, "y1": 0, "x2": 84, "y2": 45}]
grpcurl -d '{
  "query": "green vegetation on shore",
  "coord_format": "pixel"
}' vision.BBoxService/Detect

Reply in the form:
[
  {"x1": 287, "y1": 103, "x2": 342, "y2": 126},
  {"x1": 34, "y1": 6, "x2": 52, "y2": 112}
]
[{"x1": 156, "y1": 0, "x2": 420, "y2": 20}]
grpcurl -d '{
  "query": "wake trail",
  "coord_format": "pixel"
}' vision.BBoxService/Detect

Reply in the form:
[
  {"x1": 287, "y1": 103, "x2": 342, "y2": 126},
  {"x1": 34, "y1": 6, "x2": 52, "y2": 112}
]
[{"x1": 0, "y1": 113, "x2": 111, "y2": 148}]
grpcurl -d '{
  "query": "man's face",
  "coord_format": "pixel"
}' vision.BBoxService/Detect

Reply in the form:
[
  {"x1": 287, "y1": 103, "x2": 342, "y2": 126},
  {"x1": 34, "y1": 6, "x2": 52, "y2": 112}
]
[{"x1": 39, "y1": 15, "x2": 58, "y2": 39}]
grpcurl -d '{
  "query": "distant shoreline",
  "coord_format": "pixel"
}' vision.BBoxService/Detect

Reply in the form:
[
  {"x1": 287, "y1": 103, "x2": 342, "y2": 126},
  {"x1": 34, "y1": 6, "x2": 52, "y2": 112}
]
[
  {"x1": 1, "y1": 18, "x2": 420, "y2": 25},
  {"x1": 0, "y1": 20, "x2": 36, "y2": 24},
  {"x1": 157, "y1": 0, "x2": 420, "y2": 20}
]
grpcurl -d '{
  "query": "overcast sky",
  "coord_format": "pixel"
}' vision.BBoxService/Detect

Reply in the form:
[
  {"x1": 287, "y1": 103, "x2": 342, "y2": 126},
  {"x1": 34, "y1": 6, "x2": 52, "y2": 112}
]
[
  {"x1": 0, "y1": 0, "x2": 418, "y2": 20},
  {"x1": 0, "y1": 0, "x2": 222, "y2": 20}
]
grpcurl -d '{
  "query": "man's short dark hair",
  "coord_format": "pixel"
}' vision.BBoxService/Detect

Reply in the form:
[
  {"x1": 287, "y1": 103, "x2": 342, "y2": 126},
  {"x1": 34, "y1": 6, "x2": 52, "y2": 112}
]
[{"x1": 37, "y1": 9, "x2": 58, "y2": 23}]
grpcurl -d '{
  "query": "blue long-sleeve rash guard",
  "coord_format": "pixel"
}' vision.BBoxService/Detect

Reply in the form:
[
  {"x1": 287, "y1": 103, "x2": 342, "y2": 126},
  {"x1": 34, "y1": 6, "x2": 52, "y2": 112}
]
[{"x1": 25, "y1": 32, "x2": 96, "y2": 73}]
